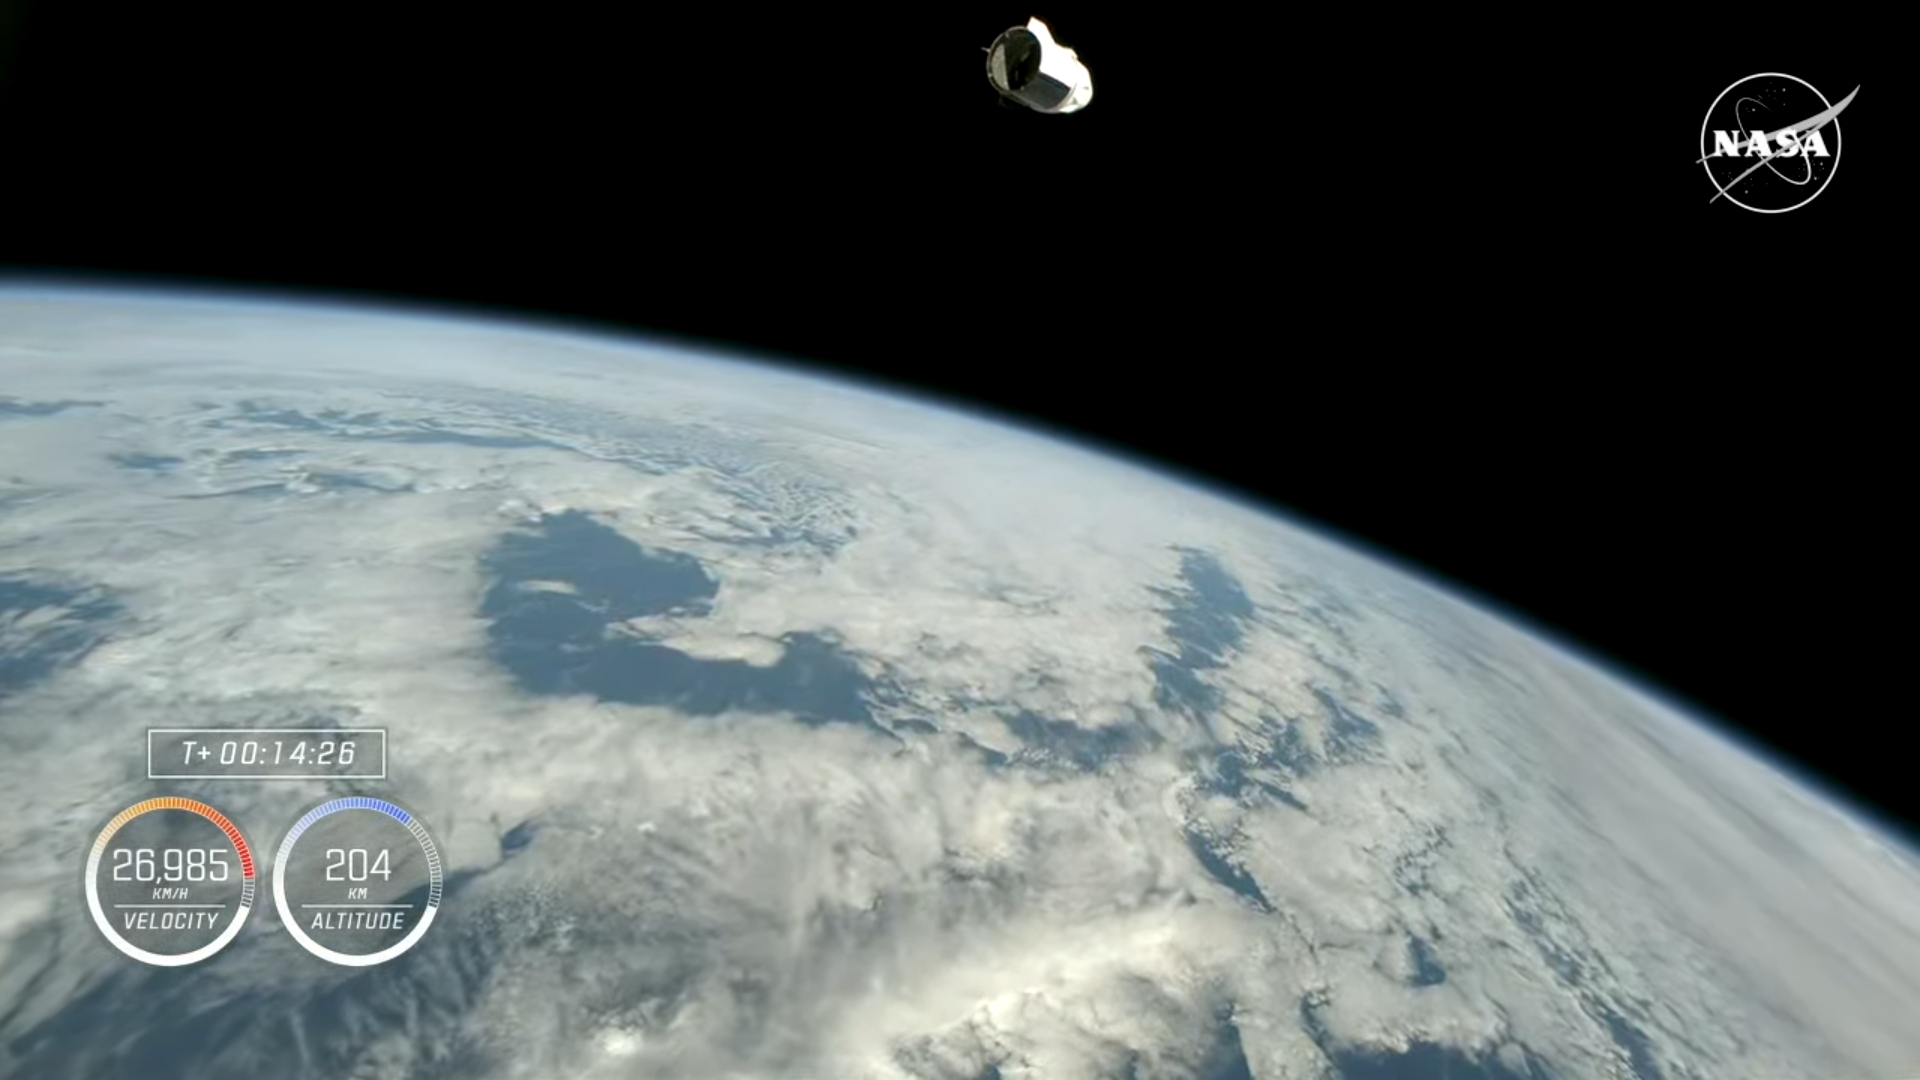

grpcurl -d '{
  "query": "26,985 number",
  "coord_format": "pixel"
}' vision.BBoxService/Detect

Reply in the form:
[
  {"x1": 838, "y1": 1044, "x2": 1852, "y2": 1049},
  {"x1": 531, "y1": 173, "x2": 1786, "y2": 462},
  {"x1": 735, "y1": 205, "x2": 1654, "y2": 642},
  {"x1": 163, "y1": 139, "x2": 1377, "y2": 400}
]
[{"x1": 110, "y1": 847, "x2": 231, "y2": 882}]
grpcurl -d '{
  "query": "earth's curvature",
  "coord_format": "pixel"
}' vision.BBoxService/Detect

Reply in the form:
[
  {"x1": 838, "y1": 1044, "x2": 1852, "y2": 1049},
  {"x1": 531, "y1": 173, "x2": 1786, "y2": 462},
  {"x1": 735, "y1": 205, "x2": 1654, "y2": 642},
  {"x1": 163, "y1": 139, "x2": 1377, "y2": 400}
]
[{"x1": 1, "y1": 287, "x2": 1916, "y2": 1080}]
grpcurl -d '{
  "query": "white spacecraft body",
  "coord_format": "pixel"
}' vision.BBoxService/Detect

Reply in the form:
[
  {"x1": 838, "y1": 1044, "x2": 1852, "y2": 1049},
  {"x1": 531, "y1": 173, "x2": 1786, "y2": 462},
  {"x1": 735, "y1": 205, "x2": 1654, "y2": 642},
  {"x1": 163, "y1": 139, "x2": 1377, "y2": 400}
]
[{"x1": 984, "y1": 17, "x2": 1093, "y2": 114}]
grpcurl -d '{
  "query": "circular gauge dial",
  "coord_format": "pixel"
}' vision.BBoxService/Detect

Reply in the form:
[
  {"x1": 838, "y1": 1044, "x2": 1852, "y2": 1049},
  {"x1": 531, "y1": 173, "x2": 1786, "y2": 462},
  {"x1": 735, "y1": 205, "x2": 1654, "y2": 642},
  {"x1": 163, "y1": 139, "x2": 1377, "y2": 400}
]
[
  {"x1": 272, "y1": 796, "x2": 442, "y2": 966},
  {"x1": 85, "y1": 797, "x2": 257, "y2": 966}
]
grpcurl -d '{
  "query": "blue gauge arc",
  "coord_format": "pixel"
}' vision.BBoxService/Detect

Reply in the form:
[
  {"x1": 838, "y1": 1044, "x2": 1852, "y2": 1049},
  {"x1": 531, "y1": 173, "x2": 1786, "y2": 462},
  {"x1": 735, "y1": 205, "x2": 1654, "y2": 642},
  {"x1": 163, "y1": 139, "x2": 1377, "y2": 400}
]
[{"x1": 272, "y1": 796, "x2": 444, "y2": 966}]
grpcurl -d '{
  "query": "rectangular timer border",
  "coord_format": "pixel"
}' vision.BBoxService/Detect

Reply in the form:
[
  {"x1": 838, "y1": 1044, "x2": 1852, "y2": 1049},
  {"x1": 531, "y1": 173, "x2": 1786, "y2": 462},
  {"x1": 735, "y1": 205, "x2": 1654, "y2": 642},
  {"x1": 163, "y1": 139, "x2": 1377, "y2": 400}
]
[{"x1": 147, "y1": 728, "x2": 390, "y2": 780}]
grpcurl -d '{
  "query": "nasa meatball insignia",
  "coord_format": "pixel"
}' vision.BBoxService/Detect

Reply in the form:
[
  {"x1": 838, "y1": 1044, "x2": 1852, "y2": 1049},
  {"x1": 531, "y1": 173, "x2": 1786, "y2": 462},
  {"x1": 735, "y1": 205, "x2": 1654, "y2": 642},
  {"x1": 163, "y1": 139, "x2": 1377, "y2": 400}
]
[{"x1": 1698, "y1": 74, "x2": 1857, "y2": 212}]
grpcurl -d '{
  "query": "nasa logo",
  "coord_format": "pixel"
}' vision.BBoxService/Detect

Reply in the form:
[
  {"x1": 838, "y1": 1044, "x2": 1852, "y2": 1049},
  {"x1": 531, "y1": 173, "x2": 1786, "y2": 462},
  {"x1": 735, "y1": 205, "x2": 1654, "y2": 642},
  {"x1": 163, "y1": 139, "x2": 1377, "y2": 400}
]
[{"x1": 1698, "y1": 73, "x2": 1856, "y2": 213}]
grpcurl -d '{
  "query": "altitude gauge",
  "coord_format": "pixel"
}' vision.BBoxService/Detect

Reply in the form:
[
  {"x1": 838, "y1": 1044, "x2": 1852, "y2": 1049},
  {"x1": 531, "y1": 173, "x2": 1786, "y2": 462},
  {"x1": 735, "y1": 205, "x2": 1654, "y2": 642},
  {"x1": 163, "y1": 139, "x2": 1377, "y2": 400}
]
[
  {"x1": 85, "y1": 798, "x2": 257, "y2": 966},
  {"x1": 272, "y1": 796, "x2": 442, "y2": 966}
]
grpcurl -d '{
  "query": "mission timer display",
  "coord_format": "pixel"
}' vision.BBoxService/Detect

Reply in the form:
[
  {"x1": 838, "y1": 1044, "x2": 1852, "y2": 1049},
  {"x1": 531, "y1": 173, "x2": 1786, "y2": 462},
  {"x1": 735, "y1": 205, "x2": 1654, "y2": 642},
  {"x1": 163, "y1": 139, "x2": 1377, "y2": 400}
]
[
  {"x1": 85, "y1": 798, "x2": 256, "y2": 966},
  {"x1": 272, "y1": 797, "x2": 442, "y2": 967},
  {"x1": 149, "y1": 728, "x2": 386, "y2": 779}
]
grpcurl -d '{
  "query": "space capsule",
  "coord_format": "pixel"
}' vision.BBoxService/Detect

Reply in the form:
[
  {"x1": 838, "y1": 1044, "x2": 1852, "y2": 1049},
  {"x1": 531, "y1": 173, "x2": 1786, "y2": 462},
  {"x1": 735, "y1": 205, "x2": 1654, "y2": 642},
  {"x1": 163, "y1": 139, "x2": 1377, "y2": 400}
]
[{"x1": 984, "y1": 17, "x2": 1093, "y2": 114}]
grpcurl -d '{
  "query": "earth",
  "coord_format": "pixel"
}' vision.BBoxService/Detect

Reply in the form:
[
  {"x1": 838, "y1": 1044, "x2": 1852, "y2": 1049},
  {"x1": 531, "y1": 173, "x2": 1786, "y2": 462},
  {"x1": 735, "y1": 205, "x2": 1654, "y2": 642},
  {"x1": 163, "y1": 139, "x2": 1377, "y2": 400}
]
[{"x1": 1, "y1": 287, "x2": 1916, "y2": 1080}]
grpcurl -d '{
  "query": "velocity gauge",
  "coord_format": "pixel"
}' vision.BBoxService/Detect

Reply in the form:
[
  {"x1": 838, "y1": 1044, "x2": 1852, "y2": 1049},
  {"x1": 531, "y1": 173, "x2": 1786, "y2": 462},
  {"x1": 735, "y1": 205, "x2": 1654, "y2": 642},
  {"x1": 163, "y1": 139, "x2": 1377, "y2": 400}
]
[{"x1": 85, "y1": 798, "x2": 257, "y2": 966}]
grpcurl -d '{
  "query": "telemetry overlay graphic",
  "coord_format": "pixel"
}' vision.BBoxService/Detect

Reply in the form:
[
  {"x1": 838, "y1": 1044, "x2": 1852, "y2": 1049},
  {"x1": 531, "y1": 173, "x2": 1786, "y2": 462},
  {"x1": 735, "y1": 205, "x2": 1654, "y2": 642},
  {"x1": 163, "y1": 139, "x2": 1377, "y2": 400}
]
[
  {"x1": 147, "y1": 727, "x2": 387, "y2": 779},
  {"x1": 271, "y1": 796, "x2": 443, "y2": 967},
  {"x1": 85, "y1": 798, "x2": 257, "y2": 966}
]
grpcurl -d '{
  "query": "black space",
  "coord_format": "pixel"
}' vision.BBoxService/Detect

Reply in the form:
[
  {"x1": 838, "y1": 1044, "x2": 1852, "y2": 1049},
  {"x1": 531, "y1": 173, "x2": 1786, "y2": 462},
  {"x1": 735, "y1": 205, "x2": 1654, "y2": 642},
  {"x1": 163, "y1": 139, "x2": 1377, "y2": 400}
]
[{"x1": 0, "y1": 6, "x2": 1911, "y2": 838}]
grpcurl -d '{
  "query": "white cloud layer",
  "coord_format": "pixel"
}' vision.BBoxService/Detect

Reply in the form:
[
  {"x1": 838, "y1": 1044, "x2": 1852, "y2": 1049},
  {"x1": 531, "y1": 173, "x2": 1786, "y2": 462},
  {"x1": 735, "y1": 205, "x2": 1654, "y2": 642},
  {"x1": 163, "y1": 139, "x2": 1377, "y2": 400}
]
[{"x1": 0, "y1": 287, "x2": 1916, "y2": 1080}]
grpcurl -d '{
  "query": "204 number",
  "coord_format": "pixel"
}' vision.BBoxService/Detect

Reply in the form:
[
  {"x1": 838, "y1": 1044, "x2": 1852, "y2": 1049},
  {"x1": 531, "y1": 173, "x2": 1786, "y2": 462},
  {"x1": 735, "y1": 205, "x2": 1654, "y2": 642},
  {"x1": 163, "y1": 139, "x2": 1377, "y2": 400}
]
[{"x1": 324, "y1": 848, "x2": 391, "y2": 882}]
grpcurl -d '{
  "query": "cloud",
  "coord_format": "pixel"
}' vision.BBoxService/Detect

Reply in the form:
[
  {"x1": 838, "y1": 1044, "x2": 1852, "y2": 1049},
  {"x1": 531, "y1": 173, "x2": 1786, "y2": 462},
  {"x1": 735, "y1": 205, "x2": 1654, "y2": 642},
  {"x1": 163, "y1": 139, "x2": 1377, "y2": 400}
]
[{"x1": 1, "y1": 288, "x2": 1917, "y2": 1080}]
